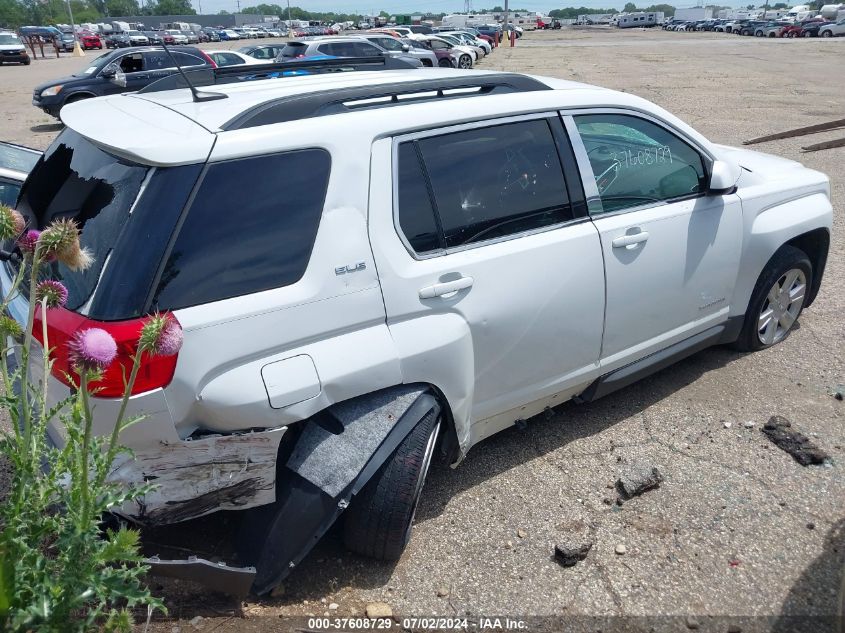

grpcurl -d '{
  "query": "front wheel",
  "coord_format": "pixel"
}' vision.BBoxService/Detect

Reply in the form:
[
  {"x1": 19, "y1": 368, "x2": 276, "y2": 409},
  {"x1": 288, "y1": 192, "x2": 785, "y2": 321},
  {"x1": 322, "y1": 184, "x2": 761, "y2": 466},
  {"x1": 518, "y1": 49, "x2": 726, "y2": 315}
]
[
  {"x1": 343, "y1": 410, "x2": 440, "y2": 561},
  {"x1": 733, "y1": 245, "x2": 812, "y2": 352},
  {"x1": 821, "y1": 30, "x2": 832, "y2": 37},
  {"x1": 458, "y1": 54, "x2": 472, "y2": 69}
]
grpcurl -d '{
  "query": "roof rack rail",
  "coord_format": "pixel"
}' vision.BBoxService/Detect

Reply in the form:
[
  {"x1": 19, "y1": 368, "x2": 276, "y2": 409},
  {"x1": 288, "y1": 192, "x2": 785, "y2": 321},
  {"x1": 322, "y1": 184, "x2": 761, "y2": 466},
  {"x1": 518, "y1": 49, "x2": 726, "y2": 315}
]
[
  {"x1": 138, "y1": 56, "x2": 418, "y2": 95},
  {"x1": 222, "y1": 74, "x2": 552, "y2": 131}
]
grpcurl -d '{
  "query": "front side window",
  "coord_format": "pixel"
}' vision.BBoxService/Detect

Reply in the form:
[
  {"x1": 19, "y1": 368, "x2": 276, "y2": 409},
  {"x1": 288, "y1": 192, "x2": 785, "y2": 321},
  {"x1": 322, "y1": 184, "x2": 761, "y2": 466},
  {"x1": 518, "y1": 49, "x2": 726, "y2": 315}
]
[
  {"x1": 574, "y1": 113, "x2": 708, "y2": 214},
  {"x1": 152, "y1": 149, "x2": 330, "y2": 310},
  {"x1": 396, "y1": 119, "x2": 574, "y2": 253}
]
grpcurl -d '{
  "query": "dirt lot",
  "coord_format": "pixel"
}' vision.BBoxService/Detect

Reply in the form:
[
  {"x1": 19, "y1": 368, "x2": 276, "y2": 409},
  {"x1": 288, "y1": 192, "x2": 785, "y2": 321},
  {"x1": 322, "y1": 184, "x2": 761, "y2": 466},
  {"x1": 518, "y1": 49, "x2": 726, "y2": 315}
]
[{"x1": 1, "y1": 26, "x2": 844, "y2": 632}]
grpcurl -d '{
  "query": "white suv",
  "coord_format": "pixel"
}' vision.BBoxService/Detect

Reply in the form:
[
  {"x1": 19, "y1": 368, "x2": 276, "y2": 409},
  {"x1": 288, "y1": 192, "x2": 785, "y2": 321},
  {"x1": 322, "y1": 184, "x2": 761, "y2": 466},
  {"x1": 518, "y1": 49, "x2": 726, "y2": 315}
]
[{"x1": 5, "y1": 64, "x2": 831, "y2": 595}]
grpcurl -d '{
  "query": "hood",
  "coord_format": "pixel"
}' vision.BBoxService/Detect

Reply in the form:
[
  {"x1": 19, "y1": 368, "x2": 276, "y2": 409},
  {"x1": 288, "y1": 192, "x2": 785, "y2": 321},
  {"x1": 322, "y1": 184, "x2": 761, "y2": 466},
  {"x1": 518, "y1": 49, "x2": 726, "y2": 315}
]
[
  {"x1": 33, "y1": 74, "x2": 90, "y2": 93},
  {"x1": 0, "y1": 44, "x2": 26, "y2": 51},
  {"x1": 713, "y1": 143, "x2": 803, "y2": 175}
]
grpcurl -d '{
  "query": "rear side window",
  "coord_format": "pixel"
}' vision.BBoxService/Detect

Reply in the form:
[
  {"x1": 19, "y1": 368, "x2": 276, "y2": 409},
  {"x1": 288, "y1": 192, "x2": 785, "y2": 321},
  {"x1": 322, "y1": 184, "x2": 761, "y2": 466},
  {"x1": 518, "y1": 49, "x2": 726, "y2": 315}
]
[
  {"x1": 397, "y1": 119, "x2": 575, "y2": 252},
  {"x1": 152, "y1": 149, "x2": 330, "y2": 310}
]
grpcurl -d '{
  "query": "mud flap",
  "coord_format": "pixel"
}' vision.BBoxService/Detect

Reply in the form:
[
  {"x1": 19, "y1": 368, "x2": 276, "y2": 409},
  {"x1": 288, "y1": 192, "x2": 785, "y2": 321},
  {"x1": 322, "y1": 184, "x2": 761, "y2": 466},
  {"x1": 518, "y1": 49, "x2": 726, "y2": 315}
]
[{"x1": 240, "y1": 385, "x2": 441, "y2": 596}]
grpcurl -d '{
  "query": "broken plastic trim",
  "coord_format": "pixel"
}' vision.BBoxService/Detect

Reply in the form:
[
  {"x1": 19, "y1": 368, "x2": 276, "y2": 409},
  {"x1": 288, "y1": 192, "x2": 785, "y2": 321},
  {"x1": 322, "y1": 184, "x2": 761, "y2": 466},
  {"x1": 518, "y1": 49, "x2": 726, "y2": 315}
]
[
  {"x1": 243, "y1": 388, "x2": 441, "y2": 596},
  {"x1": 145, "y1": 556, "x2": 256, "y2": 598}
]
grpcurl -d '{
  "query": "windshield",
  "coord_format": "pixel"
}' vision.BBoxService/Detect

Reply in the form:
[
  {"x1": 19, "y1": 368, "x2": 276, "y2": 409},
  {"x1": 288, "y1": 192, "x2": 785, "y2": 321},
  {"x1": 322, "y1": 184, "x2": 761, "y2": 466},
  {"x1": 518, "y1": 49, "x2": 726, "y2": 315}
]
[
  {"x1": 73, "y1": 51, "x2": 113, "y2": 76},
  {"x1": 127, "y1": 30, "x2": 142, "y2": 36},
  {"x1": 13, "y1": 129, "x2": 149, "y2": 311},
  {"x1": 0, "y1": 33, "x2": 21, "y2": 45}
]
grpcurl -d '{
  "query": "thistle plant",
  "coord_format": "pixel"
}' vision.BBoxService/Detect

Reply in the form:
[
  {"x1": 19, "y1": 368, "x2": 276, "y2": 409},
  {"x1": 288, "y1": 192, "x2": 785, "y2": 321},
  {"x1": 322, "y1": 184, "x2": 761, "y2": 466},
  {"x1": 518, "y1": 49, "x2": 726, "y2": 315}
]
[{"x1": 0, "y1": 203, "x2": 182, "y2": 631}]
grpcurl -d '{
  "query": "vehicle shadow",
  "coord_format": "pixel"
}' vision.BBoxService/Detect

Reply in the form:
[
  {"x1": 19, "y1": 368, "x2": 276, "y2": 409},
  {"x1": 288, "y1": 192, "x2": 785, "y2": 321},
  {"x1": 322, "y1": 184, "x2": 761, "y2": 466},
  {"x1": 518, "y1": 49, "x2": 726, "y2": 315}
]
[
  {"x1": 142, "y1": 344, "x2": 743, "y2": 610},
  {"x1": 771, "y1": 518, "x2": 845, "y2": 633}
]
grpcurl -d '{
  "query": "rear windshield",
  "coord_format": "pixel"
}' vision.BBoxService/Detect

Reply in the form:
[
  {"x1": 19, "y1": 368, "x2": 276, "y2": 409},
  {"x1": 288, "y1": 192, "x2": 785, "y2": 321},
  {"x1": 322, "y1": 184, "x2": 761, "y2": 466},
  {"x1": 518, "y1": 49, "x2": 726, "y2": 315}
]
[
  {"x1": 13, "y1": 129, "x2": 149, "y2": 311},
  {"x1": 281, "y1": 43, "x2": 307, "y2": 57}
]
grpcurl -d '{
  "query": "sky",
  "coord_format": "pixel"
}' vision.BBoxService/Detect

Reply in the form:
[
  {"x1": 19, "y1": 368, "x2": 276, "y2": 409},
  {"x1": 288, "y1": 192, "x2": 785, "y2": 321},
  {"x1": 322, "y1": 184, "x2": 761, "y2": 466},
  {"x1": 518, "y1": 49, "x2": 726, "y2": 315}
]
[{"x1": 190, "y1": 0, "x2": 714, "y2": 16}]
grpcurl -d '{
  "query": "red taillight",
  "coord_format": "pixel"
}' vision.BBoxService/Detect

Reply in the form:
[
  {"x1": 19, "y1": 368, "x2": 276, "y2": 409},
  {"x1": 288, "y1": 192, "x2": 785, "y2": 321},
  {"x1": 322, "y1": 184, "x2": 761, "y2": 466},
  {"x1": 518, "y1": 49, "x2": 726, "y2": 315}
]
[
  {"x1": 33, "y1": 306, "x2": 180, "y2": 399},
  {"x1": 199, "y1": 50, "x2": 217, "y2": 68}
]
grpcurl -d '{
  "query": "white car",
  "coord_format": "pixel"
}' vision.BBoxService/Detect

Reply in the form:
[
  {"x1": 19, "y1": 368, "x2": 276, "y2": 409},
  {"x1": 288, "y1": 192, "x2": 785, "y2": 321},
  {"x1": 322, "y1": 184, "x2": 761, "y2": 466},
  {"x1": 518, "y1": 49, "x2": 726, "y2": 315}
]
[
  {"x1": 8, "y1": 64, "x2": 831, "y2": 596},
  {"x1": 420, "y1": 35, "x2": 475, "y2": 68},
  {"x1": 438, "y1": 32, "x2": 484, "y2": 59},
  {"x1": 205, "y1": 49, "x2": 265, "y2": 67},
  {"x1": 441, "y1": 29, "x2": 492, "y2": 54},
  {"x1": 0, "y1": 30, "x2": 29, "y2": 65}
]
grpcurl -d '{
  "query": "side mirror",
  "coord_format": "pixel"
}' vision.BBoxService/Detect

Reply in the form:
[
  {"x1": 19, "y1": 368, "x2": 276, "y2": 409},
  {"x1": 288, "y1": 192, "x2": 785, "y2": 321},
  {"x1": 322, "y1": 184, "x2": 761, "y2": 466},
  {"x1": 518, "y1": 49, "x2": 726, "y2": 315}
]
[
  {"x1": 708, "y1": 160, "x2": 738, "y2": 194},
  {"x1": 402, "y1": 43, "x2": 410, "y2": 52},
  {"x1": 101, "y1": 64, "x2": 117, "y2": 78}
]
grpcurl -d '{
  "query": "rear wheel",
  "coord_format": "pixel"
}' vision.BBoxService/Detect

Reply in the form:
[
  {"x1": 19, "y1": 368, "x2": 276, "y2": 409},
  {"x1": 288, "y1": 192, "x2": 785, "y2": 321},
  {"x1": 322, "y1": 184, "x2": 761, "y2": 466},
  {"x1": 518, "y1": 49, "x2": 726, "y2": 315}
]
[
  {"x1": 821, "y1": 30, "x2": 832, "y2": 37},
  {"x1": 802, "y1": 31, "x2": 812, "y2": 37},
  {"x1": 343, "y1": 410, "x2": 440, "y2": 561},
  {"x1": 733, "y1": 245, "x2": 811, "y2": 352},
  {"x1": 438, "y1": 57, "x2": 452, "y2": 67}
]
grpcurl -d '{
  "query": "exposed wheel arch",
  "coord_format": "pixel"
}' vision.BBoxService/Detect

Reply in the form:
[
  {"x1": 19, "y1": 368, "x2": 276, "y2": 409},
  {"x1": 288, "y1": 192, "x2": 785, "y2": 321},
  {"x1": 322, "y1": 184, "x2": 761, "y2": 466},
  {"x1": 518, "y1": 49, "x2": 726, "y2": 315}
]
[{"x1": 785, "y1": 228, "x2": 829, "y2": 308}]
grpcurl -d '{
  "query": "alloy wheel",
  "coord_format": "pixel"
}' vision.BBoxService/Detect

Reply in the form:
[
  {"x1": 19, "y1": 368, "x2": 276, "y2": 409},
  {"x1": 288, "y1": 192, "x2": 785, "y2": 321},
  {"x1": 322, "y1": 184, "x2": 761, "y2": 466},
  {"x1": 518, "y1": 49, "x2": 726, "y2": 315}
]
[{"x1": 757, "y1": 268, "x2": 806, "y2": 345}]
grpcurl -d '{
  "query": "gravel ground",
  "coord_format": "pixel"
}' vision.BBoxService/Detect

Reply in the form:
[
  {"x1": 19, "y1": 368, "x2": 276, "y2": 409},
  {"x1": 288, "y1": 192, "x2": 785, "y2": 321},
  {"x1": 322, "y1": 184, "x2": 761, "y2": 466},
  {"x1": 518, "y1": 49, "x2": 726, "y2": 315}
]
[{"x1": 1, "y1": 26, "x2": 843, "y2": 632}]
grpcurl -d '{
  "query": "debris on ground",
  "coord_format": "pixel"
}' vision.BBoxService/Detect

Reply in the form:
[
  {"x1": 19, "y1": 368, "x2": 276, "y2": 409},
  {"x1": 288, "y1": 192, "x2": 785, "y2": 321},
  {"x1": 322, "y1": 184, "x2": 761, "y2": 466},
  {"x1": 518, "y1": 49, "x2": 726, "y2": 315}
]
[
  {"x1": 189, "y1": 616, "x2": 204, "y2": 630},
  {"x1": 685, "y1": 616, "x2": 700, "y2": 629},
  {"x1": 517, "y1": 528, "x2": 527, "y2": 539},
  {"x1": 554, "y1": 540, "x2": 594, "y2": 567},
  {"x1": 615, "y1": 543, "x2": 627, "y2": 555},
  {"x1": 723, "y1": 421, "x2": 733, "y2": 429},
  {"x1": 436, "y1": 587, "x2": 450, "y2": 597},
  {"x1": 329, "y1": 603, "x2": 339, "y2": 610},
  {"x1": 831, "y1": 385, "x2": 844, "y2": 401},
  {"x1": 366, "y1": 602, "x2": 393, "y2": 619},
  {"x1": 761, "y1": 416, "x2": 830, "y2": 466},
  {"x1": 743, "y1": 421, "x2": 756, "y2": 429},
  {"x1": 806, "y1": 522, "x2": 815, "y2": 530},
  {"x1": 616, "y1": 461, "x2": 664, "y2": 500}
]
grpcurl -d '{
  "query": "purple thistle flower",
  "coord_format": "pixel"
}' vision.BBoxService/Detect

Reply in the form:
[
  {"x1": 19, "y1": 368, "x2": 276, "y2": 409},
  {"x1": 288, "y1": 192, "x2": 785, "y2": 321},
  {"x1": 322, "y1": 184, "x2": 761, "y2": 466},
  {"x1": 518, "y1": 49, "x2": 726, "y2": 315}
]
[
  {"x1": 69, "y1": 328, "x2": 117, "y2": 370},
  {"x1": 18, "y1": 230, "x2": 40, "y2": 254},
  {"x1": 35, "y1": 279, "x2": 68, "y2": 309},
  {"x1": 157, "y1": 318, "x2": 183, "y2": 357}
]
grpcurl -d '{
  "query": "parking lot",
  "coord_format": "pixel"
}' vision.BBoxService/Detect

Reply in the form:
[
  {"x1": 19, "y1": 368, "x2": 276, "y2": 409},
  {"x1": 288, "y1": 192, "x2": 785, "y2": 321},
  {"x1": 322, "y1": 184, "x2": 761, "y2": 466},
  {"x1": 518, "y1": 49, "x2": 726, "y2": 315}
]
[{"x1": 1, "y1": 26, "x2": 844, "y2": 631}]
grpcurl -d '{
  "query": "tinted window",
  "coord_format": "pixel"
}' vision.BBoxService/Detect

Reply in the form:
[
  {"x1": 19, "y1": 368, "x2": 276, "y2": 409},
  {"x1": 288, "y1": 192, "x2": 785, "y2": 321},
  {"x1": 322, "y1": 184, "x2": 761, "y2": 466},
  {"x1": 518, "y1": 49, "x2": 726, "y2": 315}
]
[
  {"x1": 574, "y1": 113, "x2": 708, "y2": 213},
  {"x1": 409, "y1": 120, "x2": 573, "y2": 249},
  {"x1": 13, "y1": 129, "x2": 149, "y2": 310},
  {"x1": 153, "y1": 150, "x2": 330, "y2": 310},
  {"x1": 373, "y1": 37, "x2": 402, "y2": 50},
  {"x1": 173, "y1": 52, "x2": 205, "y2": 67},
  {"x1": 0, "y1": 179, "x2": 21, "y2": 208},
  {"x1": 143, "y1": 50, "x2": 176, "y2": 70},
  {"x1": 397, "y1": 143, "x2": 441, "y2": 254}
]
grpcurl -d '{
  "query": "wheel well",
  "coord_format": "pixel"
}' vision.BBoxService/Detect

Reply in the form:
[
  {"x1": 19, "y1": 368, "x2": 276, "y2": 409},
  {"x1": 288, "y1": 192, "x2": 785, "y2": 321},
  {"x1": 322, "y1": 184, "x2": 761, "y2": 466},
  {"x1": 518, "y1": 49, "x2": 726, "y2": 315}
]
[{"x1": 785, "y1": 228, "x2": 829, "y2": 307}]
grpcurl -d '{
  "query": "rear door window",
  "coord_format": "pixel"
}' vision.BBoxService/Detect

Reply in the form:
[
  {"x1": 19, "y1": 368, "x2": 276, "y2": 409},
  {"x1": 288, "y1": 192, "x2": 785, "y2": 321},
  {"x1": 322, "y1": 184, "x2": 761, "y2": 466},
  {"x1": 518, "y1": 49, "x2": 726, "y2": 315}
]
[
  {"x1": 408, "y1": 119, "x2": 575, "y2": 249},
  {"x1": 152, "y1": 149, "x2": 331, "y2": 310}
]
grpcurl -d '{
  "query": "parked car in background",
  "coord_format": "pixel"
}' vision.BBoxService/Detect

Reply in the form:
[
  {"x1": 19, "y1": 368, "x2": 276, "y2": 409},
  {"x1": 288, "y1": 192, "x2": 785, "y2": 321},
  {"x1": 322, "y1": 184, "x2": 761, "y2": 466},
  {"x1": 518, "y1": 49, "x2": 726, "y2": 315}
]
[
  {"x1": 0, "y1": 141, "x2": 39, "y2": 206},
  {"x1": 58, "y1": 33, "x2": 76, "y2": 52},
  {"x1": 800, "y1": 20, "x2": 828, "y2": 36},
  {"x1": 238, "y1": 44, "x2": 286, "y2": 60},
  {"x1": 755, "y1": 21, "x2": 786, "y2": 36},
  {"x1": 275, "y1": 37, "x2": 422, "y2": 67},
  {"x1": 79, "y1": 33, "x2": 103, "y2": 49},
  {"x1": 440, "y1": 30, "x2": 492, "y2": 54},
  {"x1": 218, "y1": 29, "x2": 240, "y2": 40},
  {"x1": 405, "y1": 37, "x2": 453, "y2": 67},
  {"x1": 165, "y1": 29, "x2": 188, "y2": 44},
  {"x1": 124, "y1": 30, "x2": 149, "y2": 46},
  {"x1": 201, "y1": 28, "x2": 221, "y2": 42},
  {"x1": 10, "y1": 64, "x2": 830, "y2": 598},
  {"x1": 206, "y1": 50, "x2": 264, "y2": 67},
  {"x1": 32, "y1": 46, "x2": 215, "y2": 118},
  {"x1": 144, "y1": 31, "x2": 164, "y2": 44},
  {"x1": 780, "y1": 19, "x2": 821, "y2": 37},
  {"x1": 181, "y1": 31, "x2": 199, "y2": 44},
  {"x1": 818, "y1": 18, "x2": 845, "y2": 36},
  {"x1": 418, "y1": 35, "x2": 473, "y2": 68},
  {"x1": 356, "y1": 34, "x2": 437, "y2": 66},
  {"x1": 438, "y1": 32, "x2": 484, "y2": 59},
  {"x1": 1, "y1": 31, "x2": 29, "y2": 65}
]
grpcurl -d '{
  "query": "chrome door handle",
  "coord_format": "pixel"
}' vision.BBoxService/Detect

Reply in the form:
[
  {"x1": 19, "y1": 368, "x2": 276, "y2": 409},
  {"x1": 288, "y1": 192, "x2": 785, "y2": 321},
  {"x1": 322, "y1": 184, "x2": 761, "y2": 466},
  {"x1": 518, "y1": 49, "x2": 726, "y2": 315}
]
[
  {"x1": 419, "y1": 276, "x2": 474, "y2": 299},
  {"x1": 612, "y1": 231, "x2": 649, "y2": 248}
]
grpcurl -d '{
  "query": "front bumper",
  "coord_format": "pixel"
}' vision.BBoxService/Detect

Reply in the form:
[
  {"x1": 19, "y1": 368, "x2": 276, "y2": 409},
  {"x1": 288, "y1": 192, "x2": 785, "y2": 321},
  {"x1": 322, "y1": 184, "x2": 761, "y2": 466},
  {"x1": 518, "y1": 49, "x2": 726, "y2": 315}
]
[{"x1": 1, "y1": 50, "x2": 28, "y2": 63}]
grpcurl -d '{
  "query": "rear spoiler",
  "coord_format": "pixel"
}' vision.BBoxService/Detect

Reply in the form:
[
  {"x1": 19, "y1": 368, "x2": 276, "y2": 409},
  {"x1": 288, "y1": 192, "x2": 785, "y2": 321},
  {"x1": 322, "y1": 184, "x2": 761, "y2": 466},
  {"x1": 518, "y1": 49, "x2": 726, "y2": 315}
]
[{"x1": 139, "y1": 56, "x2": 419, "y2": 94}]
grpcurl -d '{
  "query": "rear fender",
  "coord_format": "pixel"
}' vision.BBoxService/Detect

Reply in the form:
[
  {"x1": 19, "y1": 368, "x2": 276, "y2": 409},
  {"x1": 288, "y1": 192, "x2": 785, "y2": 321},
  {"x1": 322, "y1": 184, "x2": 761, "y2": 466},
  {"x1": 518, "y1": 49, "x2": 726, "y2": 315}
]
[{"x1": 240, "y1": 384, "x2": 441, "y2": 595}]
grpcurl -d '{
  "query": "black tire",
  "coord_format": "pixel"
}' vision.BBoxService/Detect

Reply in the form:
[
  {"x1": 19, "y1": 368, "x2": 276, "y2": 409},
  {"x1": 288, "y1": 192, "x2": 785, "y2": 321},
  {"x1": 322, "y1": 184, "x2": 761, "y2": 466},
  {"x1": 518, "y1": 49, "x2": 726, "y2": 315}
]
[
  {"x1": 23, "y1": 57, "x2": 31, "y2": 66},
  {"x1": 802, "y1": 31, "x2": 812, "y2": 37},
  {"x1": 733, "y1": 245, "x2": 812, "y2": 352},
  {"x1": 437, "y1": 57, "x2": 452, "y2": 67},
  {"x1": 343, "y1": 409, "x2": 440, "y2": 561},
  {"x1": 821, "y1": 30, "x2": 832, "y2": 37}
]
